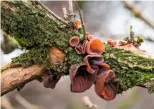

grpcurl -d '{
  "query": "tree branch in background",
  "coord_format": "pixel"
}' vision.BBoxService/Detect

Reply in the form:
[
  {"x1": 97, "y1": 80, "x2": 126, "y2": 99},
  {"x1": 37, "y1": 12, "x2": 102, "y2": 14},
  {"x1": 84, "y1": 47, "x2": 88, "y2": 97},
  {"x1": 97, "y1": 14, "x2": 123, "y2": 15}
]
[
  {"x1": 109, "y1": 34, "x2": 154, "y2": 44},
  {"x1": 145, "y1": 37, "x2": 154, "y2": 43},
  {"x1": 1, "y1": 96, "x2": 15, "y2": 109},
  {"x1": 123, "y1": 1, "x2": 154, "y2": 29}
]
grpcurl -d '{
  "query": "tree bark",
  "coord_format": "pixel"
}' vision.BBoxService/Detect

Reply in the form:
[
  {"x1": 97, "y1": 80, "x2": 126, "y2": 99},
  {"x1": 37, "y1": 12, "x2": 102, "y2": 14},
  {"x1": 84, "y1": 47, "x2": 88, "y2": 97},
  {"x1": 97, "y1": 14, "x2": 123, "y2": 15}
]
[
  {"x1": 1, "y1": 64, "x2": 45, "y2": 96},
  {"x1": 1, "y1": 1, "x2": 154, "y2": 96}
]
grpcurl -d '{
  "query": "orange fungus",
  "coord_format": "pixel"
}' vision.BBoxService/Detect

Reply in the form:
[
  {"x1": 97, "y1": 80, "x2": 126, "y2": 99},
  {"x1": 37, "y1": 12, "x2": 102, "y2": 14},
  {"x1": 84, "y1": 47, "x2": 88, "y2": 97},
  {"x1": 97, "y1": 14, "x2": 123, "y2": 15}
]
[
  {"x1": 69, "y1": 36, "x2": 80, "y2": 47},
  {"x1": 87, "y1": 38, "x2": 105, "y2": 55}
]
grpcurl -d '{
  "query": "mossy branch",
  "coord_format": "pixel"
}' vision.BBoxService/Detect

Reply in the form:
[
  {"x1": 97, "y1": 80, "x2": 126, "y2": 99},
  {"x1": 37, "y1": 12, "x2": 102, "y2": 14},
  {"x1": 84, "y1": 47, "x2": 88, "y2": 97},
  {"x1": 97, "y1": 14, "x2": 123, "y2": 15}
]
[{"x1": 1, "y1": 1, "x2": 154, "y2": 96}]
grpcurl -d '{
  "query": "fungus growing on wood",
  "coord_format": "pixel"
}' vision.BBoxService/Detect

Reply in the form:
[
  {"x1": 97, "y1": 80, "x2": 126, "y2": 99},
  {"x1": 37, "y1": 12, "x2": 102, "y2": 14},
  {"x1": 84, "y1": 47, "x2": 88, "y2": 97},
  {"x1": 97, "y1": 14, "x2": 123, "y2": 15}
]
[
  {"x1": 69, "y1": 53, "x2": 118, "y2": 100},
  {"x1": 107, "y1": 39, "x2": 117, "y2": 47},
  {"x1": 75, "y1": 40, "x2": 88, "y2": 54},
  {"x1": 69, "y1": 36, "x2": 80, "y2": 47},
  {"x1": 69, "y1": 35, "x2": 105, "y2": 55},
  {"x1": 75, "y1": 19, "x2": 82, "y2": 31},
  {"x1": 95, "y1": 70, "x2": 117, "y2": 100},
  {"x1": 68, "y1": 26, "x2": 118, "y2": 100},
  {"x1": 87, "y1": 35, "x2": 93, "y2": 41},
  {"x1": 86, "y1": 38, "x2": 105, "y2": 55},
  {"x1": 70, "y1": 63, "x2": 94, "y2": 92},
  {"x1": 83, "y1": 55, "x2": 104, "y2": 74}
]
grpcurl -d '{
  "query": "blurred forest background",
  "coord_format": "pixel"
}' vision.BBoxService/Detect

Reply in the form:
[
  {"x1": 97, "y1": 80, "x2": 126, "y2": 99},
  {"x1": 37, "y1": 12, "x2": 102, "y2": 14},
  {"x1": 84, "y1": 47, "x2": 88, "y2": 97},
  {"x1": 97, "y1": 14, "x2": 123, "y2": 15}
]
[{"x1": 1, "y1": 1, "x2": 154, "y2": 109}]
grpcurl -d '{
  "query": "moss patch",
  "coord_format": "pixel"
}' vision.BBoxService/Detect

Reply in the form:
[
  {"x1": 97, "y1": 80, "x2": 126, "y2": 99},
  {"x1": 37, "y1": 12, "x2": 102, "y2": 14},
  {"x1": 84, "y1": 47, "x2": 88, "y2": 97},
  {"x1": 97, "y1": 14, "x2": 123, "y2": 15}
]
[{"x1": 103, "y1": 45, "x2": 154, "y2": 92}]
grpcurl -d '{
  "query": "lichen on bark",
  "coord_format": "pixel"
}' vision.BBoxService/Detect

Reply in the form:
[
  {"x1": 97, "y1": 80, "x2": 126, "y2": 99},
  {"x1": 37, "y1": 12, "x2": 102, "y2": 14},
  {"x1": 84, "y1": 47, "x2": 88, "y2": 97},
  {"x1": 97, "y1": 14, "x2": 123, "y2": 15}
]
[
  {"x1": 103, "y1": 45, "x2": 154, "y2": 92},
  {"x1": 1, "y1": 1, "x2": 154, "y2": 93},
  {"x1": 1, "y1": 1, "x2": 82, "y2": 72}
]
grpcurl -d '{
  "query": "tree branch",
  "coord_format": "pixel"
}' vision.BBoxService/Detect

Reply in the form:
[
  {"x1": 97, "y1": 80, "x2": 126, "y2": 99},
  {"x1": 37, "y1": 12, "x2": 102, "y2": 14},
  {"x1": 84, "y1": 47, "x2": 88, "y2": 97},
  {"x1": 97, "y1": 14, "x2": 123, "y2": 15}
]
[
  {"x1": 123, "y1": 1, "x2": 154, "y2": 29},
  {"x1": 1, "y1": 47, "x2": 65, "y2": 96},
  {"x1": 1, "y1": 64, "x2": 45, "y2": 96},
  {"x1": 1, "y1": 1, "x2": 154, "y2": 96},
  {"x1": 36, "y1": 1, "x2": 68, "y2": 25}
]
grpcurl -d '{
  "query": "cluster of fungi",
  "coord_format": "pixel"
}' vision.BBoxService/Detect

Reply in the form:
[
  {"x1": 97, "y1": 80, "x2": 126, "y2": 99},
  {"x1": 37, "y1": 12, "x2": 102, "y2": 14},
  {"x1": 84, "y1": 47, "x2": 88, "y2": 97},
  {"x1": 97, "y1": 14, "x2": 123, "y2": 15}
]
[
  {"x1": 42, "y1": 18, "x2": 144, "y2": 101},
  {"x1": 68, "y1": 19, "x2": 118, "y2": 101}
]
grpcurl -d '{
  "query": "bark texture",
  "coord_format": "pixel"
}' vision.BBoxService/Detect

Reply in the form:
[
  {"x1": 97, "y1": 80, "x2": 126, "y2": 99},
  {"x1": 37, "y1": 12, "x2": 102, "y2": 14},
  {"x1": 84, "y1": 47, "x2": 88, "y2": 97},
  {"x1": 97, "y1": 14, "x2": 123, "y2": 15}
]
[{"x1": 1, "y1": 1, "x2": 154, "y2": 96}]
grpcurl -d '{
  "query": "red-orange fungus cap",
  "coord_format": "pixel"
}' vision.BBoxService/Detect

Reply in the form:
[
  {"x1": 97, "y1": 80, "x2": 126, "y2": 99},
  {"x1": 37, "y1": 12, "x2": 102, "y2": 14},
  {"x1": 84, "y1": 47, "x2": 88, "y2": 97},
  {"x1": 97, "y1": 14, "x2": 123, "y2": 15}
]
[
  {"x1": 100, "y1": 84, "x2": 116, "y2": 101},
  {"x1": 87, "y1": 35, "x2": 93, "y2": 41},
  {"x1": 95, "y1": 72, "x2": 106, "y2": 95},
  {"x1": 69, "y1": 64, "x2": 94, "y2": 93},
  {"x1": 87, "y1": 38, "x2": 105, "y2": 55},
  {"x1": 75, "y1": 19, "x2": 81, "y2": 30},
  {"x1": 75, "y1": 44, "x2": 82, "y2": 55},
  {"x1": 105, "y1": 70, "x2": 116, "y2": 83},
  {"x1": 69, "y1": 36, "x2": 80, "y2": 47},
  {"x1": 83, "y1": 55, "x2": 104, "y2": 74},
  {"x1": 107, "y1": 39, "x2": 117, "y2": 47},
  {"x1": 101, "y1": 63, "x2": 110, "y2": 70},
  {"x1": 95, "y1": 70, "x2": 117, "y2": 100}
]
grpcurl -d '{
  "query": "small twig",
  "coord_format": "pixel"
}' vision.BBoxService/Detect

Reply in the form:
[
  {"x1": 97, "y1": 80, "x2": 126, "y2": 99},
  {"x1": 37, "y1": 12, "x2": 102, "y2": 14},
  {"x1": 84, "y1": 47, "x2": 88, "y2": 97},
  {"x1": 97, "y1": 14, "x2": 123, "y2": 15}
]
[
  {"x1": 1, "y1": 96, "x2": 15, "y2": 109},
  {"x1": 145, "y1": 37, "x2": 154, "y2": 43},
  {"x1": 82, "y1": 96, "x2": 98, "y2": 109},
  {"x1": 68, "y1": 0, "x2": 73, "y2": 17},
  {"x1": 62, "y1": 7, "x2": 74, "y2": 23},
  {"x1": 73, "y1": 1, "x2": 86, "y2": 40},
  {"x1": 62, "y1": 0, "x2": 74, "y2": 23},
  {"x1": 67, "y1": 0, "x2": 74, "y2": 22},
  {"x1": 130, "y1": 25, "x2": 134, "y2": 38},
  {"x1": 123, "y1": 1, "x2": 154, "y2": 30},
  {"x1": 36, "y1": 1, "x2": 68, "y2": 26},
  {"x1": 62, "y1": 7, "x2": 67, "y2": 19}
]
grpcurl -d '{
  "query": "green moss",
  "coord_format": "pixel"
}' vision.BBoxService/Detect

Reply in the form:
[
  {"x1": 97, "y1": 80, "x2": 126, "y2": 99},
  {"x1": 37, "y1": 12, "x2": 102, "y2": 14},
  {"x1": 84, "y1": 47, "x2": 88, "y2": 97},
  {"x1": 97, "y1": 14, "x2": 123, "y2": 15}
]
[
  {"x1": 147, "y1": 87, "x2": 154, "y2": 94},
  {"x1": 133, "y1": 11, "x2": 141, "y2": 18},
  {"x1": 2, "y1": 1, "x2": 154, "y2": 93},
  {"x1": 2, "y1": 1, "x2": 82, "y2": 72},
  {"x1": 12, "y1": 47, "x2": 50, "y2": 67},
  {"x1": 103, "y1": 45, "x2": 154, "y2": 92},
  {"x1": 1, "y1": 1, "x2": 71, "y2": 49}
]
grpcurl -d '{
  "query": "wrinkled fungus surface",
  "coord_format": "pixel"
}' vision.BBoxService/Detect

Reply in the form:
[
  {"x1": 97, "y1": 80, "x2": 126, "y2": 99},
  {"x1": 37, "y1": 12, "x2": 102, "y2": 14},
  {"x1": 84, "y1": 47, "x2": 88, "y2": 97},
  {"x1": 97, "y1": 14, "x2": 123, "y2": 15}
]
[
  {"x1": 68, "y1": 24, "x2": 118, "y2": 100},
  {"x1": 95, "y1": 70, "x2": 117, "y2": 100}
]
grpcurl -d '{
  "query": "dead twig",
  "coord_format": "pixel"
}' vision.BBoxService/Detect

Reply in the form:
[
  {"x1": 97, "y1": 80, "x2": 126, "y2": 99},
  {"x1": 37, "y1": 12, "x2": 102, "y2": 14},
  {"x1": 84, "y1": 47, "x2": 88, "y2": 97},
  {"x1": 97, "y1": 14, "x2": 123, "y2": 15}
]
[
  {"x1": 36, "y1": 1, "x2": 68, "y2": 26},
  {"x1": 123, "y1": 1, "x2": 154, "y2": 29},
  {"x1": 1, "y1": 96, "x2": 15, "y2": 109},
  {"x1": 73, "y1": 1, "x2": 86, "y2": 40},
  {"x1": 82, "y1": 96, "x2": 98, "y2": 109},
  {"x1": 62, "y1": 7, "x2": 67, "y2": 19},
  {"x1": 68, "y1": 0, "x2": 74, "y2": 21}
]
